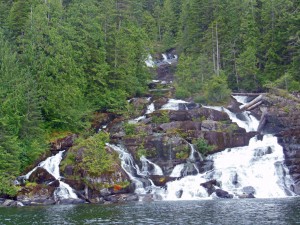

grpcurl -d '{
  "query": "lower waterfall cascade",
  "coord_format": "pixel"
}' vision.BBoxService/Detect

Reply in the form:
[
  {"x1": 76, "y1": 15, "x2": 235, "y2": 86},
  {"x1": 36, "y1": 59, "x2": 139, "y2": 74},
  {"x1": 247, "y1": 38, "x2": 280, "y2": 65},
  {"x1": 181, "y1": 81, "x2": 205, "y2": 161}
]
[{"x1": 108, "y1": 95, "x2": 295, "y2": 201}]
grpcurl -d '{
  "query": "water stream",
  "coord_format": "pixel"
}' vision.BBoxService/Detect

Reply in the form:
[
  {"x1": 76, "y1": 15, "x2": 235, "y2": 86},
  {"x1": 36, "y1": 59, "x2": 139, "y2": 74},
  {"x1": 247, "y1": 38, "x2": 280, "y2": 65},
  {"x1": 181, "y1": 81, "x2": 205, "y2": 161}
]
[
  {"x1": 24, "y1": 151, "x2": 78, "y2": 200},
  {"x1": 110, "y1": 95, "x2": 294, "y2": 200}
]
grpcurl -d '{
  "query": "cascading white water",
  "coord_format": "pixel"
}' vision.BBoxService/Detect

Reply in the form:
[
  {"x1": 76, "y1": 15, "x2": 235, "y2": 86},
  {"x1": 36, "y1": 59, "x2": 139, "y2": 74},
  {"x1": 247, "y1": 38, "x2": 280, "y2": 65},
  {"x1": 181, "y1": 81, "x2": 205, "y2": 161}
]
[
  {"x1": 232, "y1": 95, "x2": 249, "y2": 109},
  {"x1": 109, "y1": 94, "x2": 294, "y2": 200},
  {"x1": 158, "y1": 174, "x2": 209, "y2": 200},
  {"x1": 24, "y1": 151, "x2": 78, "y2": 200},
  {"x1": 129, "y1": 98, "x2": 155, "y2": 124},
  {"x1": 161, "y1": 99, "x2": 189, "y2": 111},
  {"x1": 170, "y1": 164, "x2": 184, "y2": 178},
  {"x1": 106, "y1": 143, "x2": 148, "y2": 194},
  {"x1": 207, "y1": 134, "x2": 293, "y2": 198},
  {"x1": 203, "y1": 105, "x2": 259, "y2": 132},
  {"x1": 140, "y1": 156, "x2": 163, "y2": 176},
  {"x1": 145, "y1": 55, "x2": 155, "y2": 67},
  {"x1": 146, "y1": 103, "x2": 155, "y2": 114}
]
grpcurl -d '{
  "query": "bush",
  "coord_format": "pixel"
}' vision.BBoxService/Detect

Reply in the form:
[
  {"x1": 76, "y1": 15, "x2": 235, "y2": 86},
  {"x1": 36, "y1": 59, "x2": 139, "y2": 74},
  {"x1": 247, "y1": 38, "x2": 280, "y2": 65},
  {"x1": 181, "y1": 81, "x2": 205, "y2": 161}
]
[
  {"x1": 194, "y1": 138, "x2": 214, "y2": 155},
  {"x1": 152, "y1": 111, "x2": 170, "y2": 124},
  {"x1": 123, "y1": 123, "x2": 136, "y2": 136},
  {"x1": 67, "y1": 132, "x2": 114, "y2": 177}
]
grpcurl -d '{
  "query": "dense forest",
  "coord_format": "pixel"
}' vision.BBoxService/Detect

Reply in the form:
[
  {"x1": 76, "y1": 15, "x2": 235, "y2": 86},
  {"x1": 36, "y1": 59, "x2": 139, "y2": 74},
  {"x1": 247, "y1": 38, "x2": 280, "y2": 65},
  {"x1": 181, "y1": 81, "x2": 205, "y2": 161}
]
[{"x1": 0, "y1": 0, "x2": 299, "y2": 196}]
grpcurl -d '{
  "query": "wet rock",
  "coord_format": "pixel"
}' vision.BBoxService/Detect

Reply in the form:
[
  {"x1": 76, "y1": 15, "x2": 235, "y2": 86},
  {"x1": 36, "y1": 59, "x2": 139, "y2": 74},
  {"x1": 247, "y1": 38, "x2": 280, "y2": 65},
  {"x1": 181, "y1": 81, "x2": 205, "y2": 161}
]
[
  {"x1": 176, "y1": 189, "x2": 183, "y2": 198},
  {"x1": 92, "y1": 112, "x2": 116, "y2": 131},
  {"x1": 254, "y1": 147, "x2": 273, "y2": 157},
  {"x1": 104, "y1": 194, "x2": 139, "y2": 203},
  {"x1": 178, "y1": 103, "x2": 200, "y2": 110},
  {"x1": 149, "y1": 175, "x2": 177, "y2": 186},
  {"x1": 238, "y1": 193, "x2": 255, "y2": 199},
  {"x1": 140, "y1": 194, "x2": 154, "y2": 202},
  {"x1": 159, "y1": 121, "x2": 201, "y2": 132},
  {"x1": 169, "y1": 111, "x2": 192, "y2": 121},
  {"x1": 203, "y1": 131, "x2": 257, "y2": 152},
  {"x1": 200, "y1": 180, "x2": 219, "y2": 195},
  {"x1": 189, "y1": 108, "x2": 229, "y2": 121},
  {"x1": 198, "y1": 160, "x2": 214, "y2": 173},
  {"x1": 2, "y1": 199, "x2": 15, "y2": 207},
  {"x1": 215, "y1": 189, "x2": 233, "y2": 199},
  {"x1": 17, "y1": 184, "x2": 56, "y2": 206},
  {"x1": 99, "y1": 188, "x2": 111, "y2": 197},
  {"x1": 64, "y1": 165, "x2": 74, "y2": 176},
  {"x1": 2, "y1": 200, "x2": 24, "y2": 207},
  {"x1": 232, "y1": 173, "x2": 239, "y2": 185},
  {"x1": 277, "y1": 129, "x2": 300, "y2": 194},
  {"x1": 242, "y1": 186, "x2": 256, "y2": 195},
  {"x1": 28, "y1": 167, "x2": 56, "y2": 184},
  {"x1": 181, "y1": 163, "x2": 199, "y2": 176},
  {"x1": 51, "y1": 134, "x2": 78, "y2": 152}
]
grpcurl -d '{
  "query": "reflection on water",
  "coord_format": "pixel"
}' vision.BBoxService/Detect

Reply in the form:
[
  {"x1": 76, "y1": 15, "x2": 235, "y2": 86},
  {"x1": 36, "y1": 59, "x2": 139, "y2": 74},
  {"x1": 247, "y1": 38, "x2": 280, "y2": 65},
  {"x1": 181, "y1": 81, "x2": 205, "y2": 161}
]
[{"x1": 0, "y1": 198, "x2": 300, "y2": 225}]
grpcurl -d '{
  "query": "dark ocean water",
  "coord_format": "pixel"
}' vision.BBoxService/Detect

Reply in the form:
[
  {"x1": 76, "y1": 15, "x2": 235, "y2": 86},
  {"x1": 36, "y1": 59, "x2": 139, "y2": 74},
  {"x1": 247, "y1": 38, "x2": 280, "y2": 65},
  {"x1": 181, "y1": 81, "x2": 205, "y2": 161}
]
[{"x1": 0, "y1": 198, "x2": 300, "y2": 225}]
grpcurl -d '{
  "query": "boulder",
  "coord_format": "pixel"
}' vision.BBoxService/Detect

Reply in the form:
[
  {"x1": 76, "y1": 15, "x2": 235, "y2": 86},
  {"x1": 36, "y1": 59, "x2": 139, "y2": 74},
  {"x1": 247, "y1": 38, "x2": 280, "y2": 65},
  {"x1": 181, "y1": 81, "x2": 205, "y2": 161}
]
[
  {"x1": 51, "y1": 134, "x2": 78, "y2": 152},
  {"x1": 104, "y1": 194, "x2": 139, "y2": 203},
  {"x1": 2, "y1": 200, "x2": 24, "y2": 207},
  {"x1": 17, "y1": 184, "x2": 56, "y2": 206},
  {"x1": 200, "y1": 180, "x2": 219, "y2": 195},
  {"x1": 203, "y1": 131, "x2": 257, "y2": 152},
  {"x1": 176, "y1": 189, "x2": 183, "y2": 198},
  {"x1": 189, "y1": 108, "x2": 229, "y2": 121},
  {"x1": 277, "y1": 129, "x2": 300, "y2": 194},
  {"x1": 215, "y1": 189, "x2": 233, "y2": 199},
  {"x1": 238, "y1": 193, "x2": 255, "y2": 199},
  {"x1": 242, "y1": 186, "x2": 256, "y2": 195},
  {"x1": 28, "y1": 167, "x2": 56, "y2": 184},
  {"x1": 91, "y1": 112, "x2": 116, "y2": 131},
  {"x1": 169, "y1": 111, "x2": 192, "y2": 121}
]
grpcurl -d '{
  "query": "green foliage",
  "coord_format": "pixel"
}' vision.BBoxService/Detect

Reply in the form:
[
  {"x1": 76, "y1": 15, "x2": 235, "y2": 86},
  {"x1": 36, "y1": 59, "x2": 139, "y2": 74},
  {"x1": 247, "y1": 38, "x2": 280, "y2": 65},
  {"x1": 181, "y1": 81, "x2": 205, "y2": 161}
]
[
  {"x1": 194, "y1": 138, "x2": 214, "y2": 155},
  {"x1": 124, "y1": 123, "x2": 137, "y2": 136},
  {"x1": 74, "y1": 132, "x2": 112, "y2": 177},
  {"x1": 264, "y1": 73, "x2": 300, "y2": 92},
  {"x1": 152, "y1": 111, "x2": 170, "y2": 124},
  {"x1": 176, "y1": 151, "x2": 189, "y2": 160},
  {"x1": 203, "y1": 74, "x2": 231, "y2": 104},
  {"x1": 137, "y1": 148, "x2": 147, "y2": 159}
]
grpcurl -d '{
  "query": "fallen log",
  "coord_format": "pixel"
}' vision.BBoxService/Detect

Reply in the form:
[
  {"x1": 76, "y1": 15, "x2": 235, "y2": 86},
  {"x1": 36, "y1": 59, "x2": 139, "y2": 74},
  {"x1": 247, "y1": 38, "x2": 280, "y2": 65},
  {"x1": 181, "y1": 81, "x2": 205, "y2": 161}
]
[{"x1": 241, "y1": 94, "x2": 264, "y2": 111}]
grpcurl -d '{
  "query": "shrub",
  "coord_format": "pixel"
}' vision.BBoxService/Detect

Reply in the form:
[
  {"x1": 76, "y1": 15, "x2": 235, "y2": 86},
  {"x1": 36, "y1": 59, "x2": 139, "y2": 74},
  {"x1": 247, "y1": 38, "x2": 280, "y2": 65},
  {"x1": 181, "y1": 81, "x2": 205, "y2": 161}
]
[
  {"x1": 152, "y1": 111, "x2": 170, "y2": 124},
  {"x1": 123, "y1": 123, "x2": 136, "y2": 136},
  {"x1": 194, "y1": 138, "x2": 214, "y2": 155}
]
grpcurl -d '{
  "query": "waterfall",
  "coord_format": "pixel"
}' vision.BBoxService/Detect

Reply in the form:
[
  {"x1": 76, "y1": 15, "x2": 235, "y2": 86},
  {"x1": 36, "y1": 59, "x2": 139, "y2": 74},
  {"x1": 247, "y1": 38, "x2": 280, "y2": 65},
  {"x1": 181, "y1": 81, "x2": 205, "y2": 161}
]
[
  {"x1": 129, "y1": 98, "x2": 155, "y2": 124},
  {"x1": 161, "y1": 99, "x2": 189, "y2": 111},
  {"x1": 232, "y1": 95, "x2": 249, "y2": 109},
  {"x1": 203, "y1": 105, "x2": 259, "y2": 132},
  {"x1": 106, "y1": 144, "x2": 150, "y2": 194},
  {"x1": 146, "y1": 103, "x2": 155, "y2": 114},
  {"x1": 207, "y1": 134, "x2": 294, "y2": 198},
  {"x1": 145, "y1": 55, "x2": 155, "y2": 67},
  {"x1": 108, "y1": 95, "x2": 294, "y2": 200},
  {"x1": 170, "y1": 164, "x2": 185, "y2": 178},
  {"x1": 24, "y1": 151, "x2": 78, "y2": 200},
  {"x1": 140, "y1": 156, "x2": 163, "y2": 176}
]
